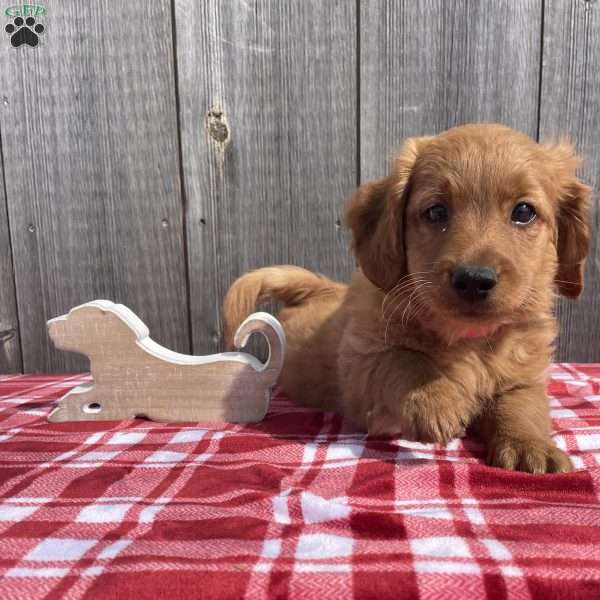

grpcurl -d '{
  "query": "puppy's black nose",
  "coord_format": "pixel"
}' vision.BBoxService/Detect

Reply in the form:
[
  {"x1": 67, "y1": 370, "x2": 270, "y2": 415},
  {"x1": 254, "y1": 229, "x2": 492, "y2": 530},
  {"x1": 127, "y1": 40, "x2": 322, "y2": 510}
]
[{"x1": 451, "y1": 265, "x2": 497, "y2": 301}]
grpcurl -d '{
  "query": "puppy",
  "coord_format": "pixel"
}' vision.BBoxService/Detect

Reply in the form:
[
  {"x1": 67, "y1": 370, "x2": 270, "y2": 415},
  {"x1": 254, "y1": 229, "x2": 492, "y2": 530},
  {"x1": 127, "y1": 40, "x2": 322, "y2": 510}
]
[{"x1": 224, "y1": 124, "x2": 592, "y2": 474}]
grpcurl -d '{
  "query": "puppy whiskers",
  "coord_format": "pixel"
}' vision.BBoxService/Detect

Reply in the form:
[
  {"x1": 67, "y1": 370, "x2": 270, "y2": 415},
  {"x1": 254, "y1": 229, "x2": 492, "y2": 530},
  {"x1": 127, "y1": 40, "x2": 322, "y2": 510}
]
[
  {"x1": 404, "y1": 284, "x2": 437, "y2": 325},
  {"x1": 383, "y1": 282, "x2": 432, "y2": 346},
  {"x1": 381, "y1": 271, "x2": 434, "y2": 315},
  {"x1": 381, "y1": 278, "x2": 428, "y2": 319}
]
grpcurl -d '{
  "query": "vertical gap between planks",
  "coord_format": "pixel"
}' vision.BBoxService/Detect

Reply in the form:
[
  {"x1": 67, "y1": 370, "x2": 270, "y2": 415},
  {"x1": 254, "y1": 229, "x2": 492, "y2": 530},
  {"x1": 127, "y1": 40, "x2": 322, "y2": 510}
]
[
  {"x1": 535, "y1": 0, "x2": 545, "y2": 141},
  {"x1": 0, "y1": 123, "x2": 24, "y2": 371},
  {"x1": 170, "y1": 0, "x2": 194, "y2": 355},
  {"x1": 356, "y1": 0, "x2": 361, "y2": 186}
]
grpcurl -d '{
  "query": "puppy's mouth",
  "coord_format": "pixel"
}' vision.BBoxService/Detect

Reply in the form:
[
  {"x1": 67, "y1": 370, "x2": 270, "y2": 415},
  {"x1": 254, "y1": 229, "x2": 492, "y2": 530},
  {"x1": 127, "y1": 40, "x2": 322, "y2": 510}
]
[
  {"x1": 443, "y1": 309, "x2": 501, "y2": 337},
  {"x1": 418, "y1": 298, "x2": 506, "y2": 340},
  {"x1": 455, "y1": 305, "x2": 507, "y2": 323},
  {"x1": 453, "y1": 305, "x2": 494, "y2": 319},
  {"x1": 433, "y1": 294, "x2": 500, "y2": 320}
]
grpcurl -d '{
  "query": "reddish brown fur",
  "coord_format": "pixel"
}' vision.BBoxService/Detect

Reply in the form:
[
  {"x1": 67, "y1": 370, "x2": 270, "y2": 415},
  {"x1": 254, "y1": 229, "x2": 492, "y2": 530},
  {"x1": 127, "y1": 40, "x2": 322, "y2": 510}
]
[{"x1": 223, "y1": 124, "x2": 592, "y2": 474}]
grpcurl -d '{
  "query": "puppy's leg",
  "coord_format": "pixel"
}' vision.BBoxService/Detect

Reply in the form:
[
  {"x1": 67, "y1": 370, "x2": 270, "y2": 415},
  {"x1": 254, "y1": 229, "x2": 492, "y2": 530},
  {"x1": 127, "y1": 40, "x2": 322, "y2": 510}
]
[
  {"x1": 480, "y1": 384, "x2": 572, "y2": 474},
  {"x1": 340, "y1": 347, "x2": 479, "y2": 445}
]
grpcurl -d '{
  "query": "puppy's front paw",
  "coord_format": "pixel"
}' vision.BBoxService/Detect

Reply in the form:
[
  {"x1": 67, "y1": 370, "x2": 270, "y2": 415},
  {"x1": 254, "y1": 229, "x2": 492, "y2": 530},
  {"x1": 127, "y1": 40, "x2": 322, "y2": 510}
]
[
  {"x1": 488, "y1": 437, "x2": 573, "y2": 474},
  {"x1": 397, "y1": 387, "x2": 469, "y2": 445}
]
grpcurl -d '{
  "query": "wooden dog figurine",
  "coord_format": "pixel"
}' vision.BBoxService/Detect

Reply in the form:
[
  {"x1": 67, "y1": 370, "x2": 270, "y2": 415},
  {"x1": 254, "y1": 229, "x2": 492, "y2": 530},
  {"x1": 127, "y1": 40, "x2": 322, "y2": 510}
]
[{"x1": 47, "y1": 300, "x2": 285, "y2": 423}]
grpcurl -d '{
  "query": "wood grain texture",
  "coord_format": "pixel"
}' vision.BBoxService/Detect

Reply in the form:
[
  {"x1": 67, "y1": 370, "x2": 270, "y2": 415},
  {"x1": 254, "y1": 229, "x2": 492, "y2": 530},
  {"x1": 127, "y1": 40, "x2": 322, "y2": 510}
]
[
  {"x1": 360, "y1": 0, "x2": 542, "y2": 180},
  {"x1": 175, "y1": 0, "x2": 357, "y2": 354},
  {"x1": 0, "y1": 141, "x2": 22, "y2": 373},
  {"x1": 47, "y1": 301, "x2": 284, "y2": 423},
  {"x1": 0, "y1": 0, "x2": 189, "y2": 372},
  {"x1": 540, "y1": 0, "x2": 600, "y2": 361}
]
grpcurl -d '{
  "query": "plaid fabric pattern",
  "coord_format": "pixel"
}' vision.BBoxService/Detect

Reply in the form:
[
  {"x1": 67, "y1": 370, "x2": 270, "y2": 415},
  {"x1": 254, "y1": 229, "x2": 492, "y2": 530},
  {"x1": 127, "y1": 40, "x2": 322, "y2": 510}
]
[{"x1": 0, "y1": 365, "x2": 599, "y2": 599}]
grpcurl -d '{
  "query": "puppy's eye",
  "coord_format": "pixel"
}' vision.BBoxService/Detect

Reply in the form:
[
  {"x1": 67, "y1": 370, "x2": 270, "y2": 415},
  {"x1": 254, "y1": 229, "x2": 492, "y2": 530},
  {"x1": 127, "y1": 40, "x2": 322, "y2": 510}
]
[
  {"x1": 511, "y1": 202, "x2": 536, "y2": 225},
  {"x1": 423, "y1": 204, "x2": 449, "y2": 224}
]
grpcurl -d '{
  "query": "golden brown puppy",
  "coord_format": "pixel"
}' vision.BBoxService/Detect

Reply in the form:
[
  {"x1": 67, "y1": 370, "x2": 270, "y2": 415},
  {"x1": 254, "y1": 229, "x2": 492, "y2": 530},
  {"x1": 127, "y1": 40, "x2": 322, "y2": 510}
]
[{"x1": 224, "y1": 124, "x2": 592, "y2": 474}]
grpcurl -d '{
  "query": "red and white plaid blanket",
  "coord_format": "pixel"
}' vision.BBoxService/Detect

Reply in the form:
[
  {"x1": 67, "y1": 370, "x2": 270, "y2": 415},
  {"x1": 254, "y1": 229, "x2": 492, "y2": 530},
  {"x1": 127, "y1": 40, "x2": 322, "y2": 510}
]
[{"x1": 0, "y1": 366, "x2": 599, "y2": 599}]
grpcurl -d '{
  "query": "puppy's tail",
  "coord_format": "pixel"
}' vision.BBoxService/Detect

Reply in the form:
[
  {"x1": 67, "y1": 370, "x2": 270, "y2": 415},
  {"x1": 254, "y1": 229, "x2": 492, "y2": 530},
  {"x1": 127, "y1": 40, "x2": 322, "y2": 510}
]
[{"x1": 223, "y1": 265, "x2": 342, "y2": 349}]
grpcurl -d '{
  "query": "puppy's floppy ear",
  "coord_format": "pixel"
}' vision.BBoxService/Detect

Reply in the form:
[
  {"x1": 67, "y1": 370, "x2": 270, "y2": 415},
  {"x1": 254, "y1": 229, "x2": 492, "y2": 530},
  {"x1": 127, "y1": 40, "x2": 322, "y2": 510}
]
[
  {"x1": 545, "y1": 141, "x2": 593, "y2": 299},
  {"x1": 345, "y1": 137, "x2": 429, "y2": 290}
]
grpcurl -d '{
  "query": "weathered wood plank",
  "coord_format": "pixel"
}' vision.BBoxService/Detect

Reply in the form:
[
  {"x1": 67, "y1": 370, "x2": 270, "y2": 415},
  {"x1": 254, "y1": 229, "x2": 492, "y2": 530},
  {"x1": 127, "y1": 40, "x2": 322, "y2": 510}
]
[
  {"x1": 360, "y1": 0, "x2": 542, "y2": 179},
  {"x1": 0, "y1": 138, "x2": 22, "y2": 373},
  {"x1": 175, "y1": 0, "x2": 357, "y2": 354},
  {"x1": 540, "y1": 0, "x2": 600, "y2": 361},
  {"x1": 0, "y1": 1, "x2": 189, "y2": 372}
]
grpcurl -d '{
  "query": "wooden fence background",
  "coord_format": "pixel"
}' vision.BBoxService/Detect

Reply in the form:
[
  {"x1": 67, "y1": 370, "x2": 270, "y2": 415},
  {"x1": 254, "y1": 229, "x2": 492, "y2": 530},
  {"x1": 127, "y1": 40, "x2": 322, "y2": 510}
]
[{"x1": 0, "y1": 0, "x2": 598, "y2": 373}]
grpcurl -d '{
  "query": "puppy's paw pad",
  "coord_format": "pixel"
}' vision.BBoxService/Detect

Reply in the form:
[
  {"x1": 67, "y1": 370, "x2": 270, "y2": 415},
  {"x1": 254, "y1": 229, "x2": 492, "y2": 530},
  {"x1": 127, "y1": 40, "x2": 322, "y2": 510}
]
[{"x1": 488, "y1": 438, "x2": 573, "y2": 474}]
